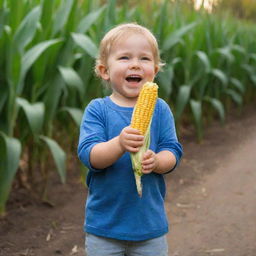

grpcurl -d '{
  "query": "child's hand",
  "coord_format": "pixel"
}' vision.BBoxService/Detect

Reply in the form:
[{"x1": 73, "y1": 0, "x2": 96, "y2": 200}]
[
  {"x1": 118, "y1": 126, "x2": 144, "y2": 153},
  {"x1": 141, "y1": 149, "x2": 158, "y2": 174}
]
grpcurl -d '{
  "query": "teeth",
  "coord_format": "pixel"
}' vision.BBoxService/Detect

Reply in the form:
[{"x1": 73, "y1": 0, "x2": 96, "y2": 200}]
[{"x1": 128, "y1": 75, "x2": 140, "y2": 78}]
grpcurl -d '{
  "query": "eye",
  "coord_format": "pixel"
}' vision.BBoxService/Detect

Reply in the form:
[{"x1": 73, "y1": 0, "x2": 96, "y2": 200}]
[
  {"x1": 118, "y1": 56, "x2": 129, "y2": 60},
  {"x1": 141, "y1": 56, "x2": 151, "y2": 61}
]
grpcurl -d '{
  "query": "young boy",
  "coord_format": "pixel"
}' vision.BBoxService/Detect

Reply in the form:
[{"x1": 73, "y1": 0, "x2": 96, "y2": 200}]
[{"x1": 78, "y1": 23, "x2": 183, "y2": 256}]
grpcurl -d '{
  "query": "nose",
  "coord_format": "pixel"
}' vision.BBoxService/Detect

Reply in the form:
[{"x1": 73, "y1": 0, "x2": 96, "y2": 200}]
[{"x1": 129, "y1": 58, "x2": 140, "y2": 70}]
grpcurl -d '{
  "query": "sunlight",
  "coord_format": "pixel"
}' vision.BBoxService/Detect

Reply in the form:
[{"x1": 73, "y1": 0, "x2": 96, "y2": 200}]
[{"x1": 194, "y1": 0, "x2": 218, "y2": 12}]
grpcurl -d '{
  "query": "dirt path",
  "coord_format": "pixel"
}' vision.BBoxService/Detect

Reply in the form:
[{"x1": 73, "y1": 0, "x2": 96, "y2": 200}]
[
  {"x1": 166, "y1": 111, "x2": 256, "y2": 256},
  {"x1": 1, "y1": 106, "x2": 256, "y2": 256}
]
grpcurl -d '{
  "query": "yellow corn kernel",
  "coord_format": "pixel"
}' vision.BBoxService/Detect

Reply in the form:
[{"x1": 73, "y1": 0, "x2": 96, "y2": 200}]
[
  {"x1": 130, "y1": 82, "x2": 158, "y2": 135},
  {"x1": 130, "y1": 82, "x2": 158, "y2": 197}
]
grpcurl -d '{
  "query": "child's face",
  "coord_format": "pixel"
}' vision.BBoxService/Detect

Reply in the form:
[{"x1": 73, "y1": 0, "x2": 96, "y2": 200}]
[{"x1": 99, "y1": 33, "x2": 158, "y2": 105}]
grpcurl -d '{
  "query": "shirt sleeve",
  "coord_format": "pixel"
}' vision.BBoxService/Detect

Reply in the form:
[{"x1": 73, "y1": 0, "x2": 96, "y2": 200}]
[
  {"x1": 77, "y1": 99, "x2": 107, "y2": 172},
  {"x1": 156, "y1": 99, "x2": 183, "y2": 173}
]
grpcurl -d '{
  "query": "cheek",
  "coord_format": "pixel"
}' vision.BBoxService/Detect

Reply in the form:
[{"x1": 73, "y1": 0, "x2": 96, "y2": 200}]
[
  {"x1": 144, "y1": 63, "x2": 157, "y2": 72},
  {"x1": 111, "y1": 64, "x2": 127, "y2": 76},
  {"x1": 147, "y1": 66, "x2": 157, "y2": 77}
]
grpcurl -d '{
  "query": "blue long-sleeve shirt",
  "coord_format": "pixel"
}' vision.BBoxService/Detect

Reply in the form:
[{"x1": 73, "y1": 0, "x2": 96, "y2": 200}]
[{"x1": 78, "y1": 96, "x2": 183, "y2": 241}]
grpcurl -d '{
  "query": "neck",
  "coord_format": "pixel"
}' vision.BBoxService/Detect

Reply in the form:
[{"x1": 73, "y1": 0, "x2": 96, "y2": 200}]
[{"x1": 110, "y1": 94, "x2": 137, "y2": 107}]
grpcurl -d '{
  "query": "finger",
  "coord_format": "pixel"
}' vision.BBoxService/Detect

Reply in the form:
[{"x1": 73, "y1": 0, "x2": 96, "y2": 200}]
[
  {"x1": 126, "y1": 146, "x2": 140, "y2": 153},
  {"x1": 143, "y1": 150, "x2": 153, "y2": 160},
  {"x1": 142, "y1": 161, "x2": 155, "y2": 169},
  {"x1": 142, "y1": 158, "x2": 154, "y2": 165},
  {"x1": 125, "y1": 126, "x2": 143, "y2": 135},
  {"x1": 126, "y1": 133, "x2": 144, "y2": 141},
  {"x1": 142, "y1": 167, "x2": 153, "y2": 174},
  {"x1": 127, "y1": 140, "x2": 144, "y2": 148}
]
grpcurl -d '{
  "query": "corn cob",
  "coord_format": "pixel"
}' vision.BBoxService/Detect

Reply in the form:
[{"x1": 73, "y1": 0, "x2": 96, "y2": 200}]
[{"x1": 130, "y1": 82, "x2": 158, "y2": 197}]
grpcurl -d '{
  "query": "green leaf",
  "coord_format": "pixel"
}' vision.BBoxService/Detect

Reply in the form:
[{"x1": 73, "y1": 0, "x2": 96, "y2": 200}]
[
  {"x1": 7, "y1": 0, "x2": 23, "y2": 31},
  {"x1": 157, "y1": 65, "x2": 173, "y2": 98},
  {"x1": 204, "y1": 96, "x2": 225, "y2": 123},
  {"x1": 18, "y1": 38, "x2": 63, "y2": 94},
  {"x1": 41, "y1": 0, "x2": 55, "y2": 32},
  {"x1": 0, "y1": 133, "x2": 21, "y2": 215},
  {"x1": 196, "y1": 51, "x2": 211, "y2": 73},
  {"x1": 190, "y1": 100, "x2": 203, "y2": 142},
  {"x1": 58, "y1": 66, "x2": 84, "y2": 95},
  {"x1": 216, "y1": 47, "x2": 234, "y2": 63},
  {"x1": 60, "y1": 107, "x2": 83, "y2": 127},
  {"x1": 104, "y1": 0, "x2": 116, "y2": 29},
  {"x1": 249, "y1": 53, "x2": 256, "y2": 62},
  {"x1": 231, "y1": 44, "x2": 246, "y2": 55},
  {"x1": 52, "y1": 0, "x2": 74, "y2": 36},
  {"x1": 39, "y1": 135, "x2": 66, "y2": 184},
  {"x1": 76, "y1": 6, "x2": 106, "y2": 34},
  {"x1": 44, "y1": 75, "x2": 64, "y2": 125},
  {"x1": 242, "y1": 64, "x2": 256, "y2": 85},
  {"x1": 16, "y1": 98, "x2": 45, "y2": 137},
  {"x1": 230, "y1": 77, "x2": 245, "y2": 94},
  {"x1": 171, "y1": 57, "x2": 182, "y2": 66},
  {"x1": 155, "y1": 0, "x2": 168, "y2": 43},
  {"x1": 175, "y1": 85, "x2": 192, "y2": 121},
  {"x1": 211, "y1": 69, "x2": 228, "y2": 86},
  {"x1": 71, "y1": 33, "x2": 98, "y2": 58},
  {"x1": 225, "y1": 89, "x2": 243, "y2": 106},
  {"x1": 0, "y1": 6, "x2": 8, "y2": 38},
  {"x1": 21, "y1": 39, "x2": 63, "y2": 76},
  {"x1": 241, "y1": 64, "x2": 254, "y2": 75},
  {"x1": 13, "y1": 6, "x2": 41, "y2": 53},
  {"x1": 163, "y1": 22, "x2": 197, "y2": 51},
  {"x1": 250, "y1": 75, "x2": 256, "y2": 86},
  {"x1": 0, "y1": 88, "x2": 7, "y2": 113}
]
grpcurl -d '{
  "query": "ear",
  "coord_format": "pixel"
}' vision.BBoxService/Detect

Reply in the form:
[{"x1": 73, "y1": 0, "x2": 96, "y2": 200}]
[
  {"x1": 98, "y1": 64, "x2": 110, "y2": 81},
  {"x1": 154, "y1": 65, "x2": 159, "y2": 75}
]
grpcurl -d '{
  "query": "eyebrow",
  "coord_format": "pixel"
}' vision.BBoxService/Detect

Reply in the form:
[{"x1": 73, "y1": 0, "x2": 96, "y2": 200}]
[{"x1": 116, "y1": 51, "x2": 153, "y2": 56}]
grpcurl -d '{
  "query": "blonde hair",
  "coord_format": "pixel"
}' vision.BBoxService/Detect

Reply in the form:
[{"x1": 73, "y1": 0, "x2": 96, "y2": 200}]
[{"x1": 95, "y1": 23, "x2": 164, "y2": 77}]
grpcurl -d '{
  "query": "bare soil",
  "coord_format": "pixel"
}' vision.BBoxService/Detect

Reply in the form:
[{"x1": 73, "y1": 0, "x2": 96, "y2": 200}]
[{"x1": 1, "y1": 105, "x2": 256, "y2": 256}]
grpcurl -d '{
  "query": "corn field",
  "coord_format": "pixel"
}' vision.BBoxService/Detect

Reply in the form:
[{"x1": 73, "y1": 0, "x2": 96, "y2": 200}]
[{"x1": 0, "y1": 0, "x2": 256, "y2": 215}]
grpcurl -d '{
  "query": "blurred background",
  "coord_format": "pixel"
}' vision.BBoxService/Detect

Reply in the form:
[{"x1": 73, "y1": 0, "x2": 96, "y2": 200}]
[{"x1": 0, "y1": 0, "x2": 256, "y2": 217}]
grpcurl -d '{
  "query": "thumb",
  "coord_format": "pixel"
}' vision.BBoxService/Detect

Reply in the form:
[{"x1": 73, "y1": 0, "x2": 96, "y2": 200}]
[{"x1": 143, "y1": 149, "x2": 152, "y2": 160}]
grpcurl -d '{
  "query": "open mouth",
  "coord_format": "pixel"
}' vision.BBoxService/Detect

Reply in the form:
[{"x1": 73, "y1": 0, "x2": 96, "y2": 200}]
[{"x1": 125, "y1": 75, "x2": 142, "y2": 83}]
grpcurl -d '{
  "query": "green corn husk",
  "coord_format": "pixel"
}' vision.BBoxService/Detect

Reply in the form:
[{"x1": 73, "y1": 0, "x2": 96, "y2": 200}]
[{"x1": 131, "y1": 121, "x2": 151, "y2": 197}]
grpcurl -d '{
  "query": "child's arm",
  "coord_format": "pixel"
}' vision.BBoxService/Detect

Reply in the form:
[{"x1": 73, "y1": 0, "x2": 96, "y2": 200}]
[
  {"x1": 141, "y1": 149, "x2": 176, "y2": 174},
  {"x1": 90, "y1": 126, "x2": 144, "y2": 169}
]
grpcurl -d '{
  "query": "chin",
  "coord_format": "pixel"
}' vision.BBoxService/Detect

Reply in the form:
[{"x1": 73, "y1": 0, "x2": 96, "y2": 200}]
[{"x1": 126, "y1": 92, "x2": 140, "y2": 99}]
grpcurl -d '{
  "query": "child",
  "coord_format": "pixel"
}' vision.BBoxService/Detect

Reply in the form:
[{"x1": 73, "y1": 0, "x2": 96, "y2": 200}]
[{"x1": 78, "y1": 23, "x2": 183, "y2": 256}]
